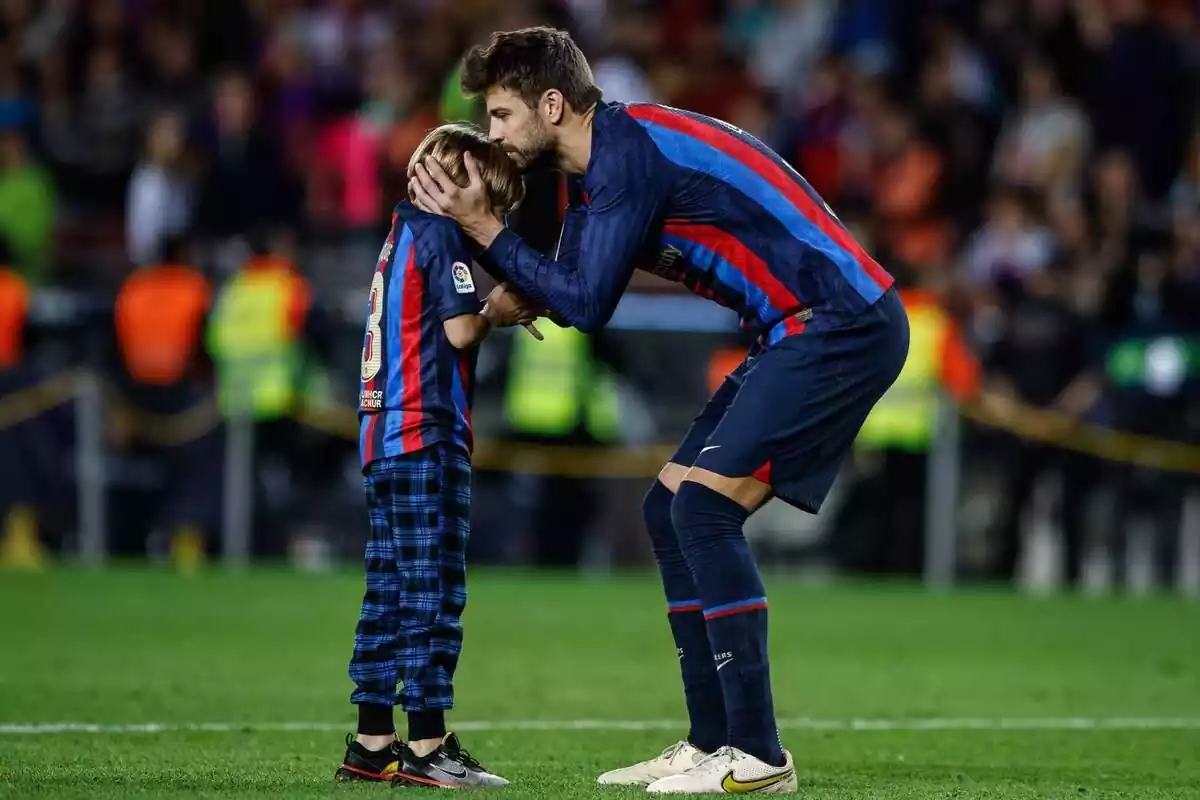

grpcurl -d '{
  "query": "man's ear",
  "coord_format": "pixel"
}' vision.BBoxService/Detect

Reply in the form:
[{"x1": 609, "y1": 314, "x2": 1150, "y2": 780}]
[{"x1": 541, "y1": 89, "x2": 565, "y2": 125}]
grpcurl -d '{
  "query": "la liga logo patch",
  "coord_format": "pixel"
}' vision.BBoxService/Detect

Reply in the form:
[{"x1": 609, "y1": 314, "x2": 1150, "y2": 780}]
[{"x1": 452, "y1": 262, "x2": 475, "y2": 294}]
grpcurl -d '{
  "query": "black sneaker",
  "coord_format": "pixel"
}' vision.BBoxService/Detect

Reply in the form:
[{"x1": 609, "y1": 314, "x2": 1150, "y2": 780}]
[
  {"x1": 335, "y1": 733, "x2": 404, "y2": 782},
  {"x1": 391, "y1": 732, "x2": 510, "y2": 789}
]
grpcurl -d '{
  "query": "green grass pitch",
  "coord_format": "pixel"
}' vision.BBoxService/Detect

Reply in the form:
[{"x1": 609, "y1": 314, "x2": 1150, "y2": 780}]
[{"x1": 1, "y1": 568, "x2": 1199, "y2": 798}]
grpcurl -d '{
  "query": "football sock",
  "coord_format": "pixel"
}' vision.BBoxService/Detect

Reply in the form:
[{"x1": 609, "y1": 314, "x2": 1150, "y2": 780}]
[
  {"x1": 671, "y1": 481, "x2": 784, "y2": 767},
  {"x1": 408, "y1": 710, "x2": 446, "y2": 742},
  {"x1": 643, "y1": 481, "x2": 726, "y2": 753},
  {"x1": 357, "y1": 702, "x2": 395, "y2": 737}
]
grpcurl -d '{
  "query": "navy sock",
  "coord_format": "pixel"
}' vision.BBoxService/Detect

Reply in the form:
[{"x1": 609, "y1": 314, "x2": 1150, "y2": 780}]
[
  {"x1": 357, "y1": 703, "x2": 395, "y2": 737},
  {"x1": 643, "y1": 481, "x2": 726, "y2": 753},
  {"x1": 672, "y1": 481, "x2": 784, "y2": 767}
]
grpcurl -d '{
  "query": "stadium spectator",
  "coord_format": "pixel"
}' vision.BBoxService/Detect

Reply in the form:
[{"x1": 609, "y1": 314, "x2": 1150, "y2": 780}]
[
  {"x1": 110, "y1": 234, "x2": 217, "y2": 565},
  {"x1": 0, "y1": 127, "x2": 52, "y2": 284},
  {"x1": 992, "y1": 54, "x2": 1089, "y2": 199},
  {"x1": 985, "y1": 260, "x2": 1103, "y2": 587},
  {"x1": 195, "y1": 71, "x2": 298, "y2": 270},
  {"x1": 963, "y1": 185, "x2": 1055, "y2": 292},
  {"x1": 1099, "y1": 242, "x2": 1199, "y2": 590},
  {"x1": 126, "y1": 110, "x2": 193, "y2": 266}
]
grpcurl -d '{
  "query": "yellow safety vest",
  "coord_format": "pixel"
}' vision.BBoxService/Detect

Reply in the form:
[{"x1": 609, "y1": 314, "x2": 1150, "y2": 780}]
[
  {"x1": 207, "y1": 269, "x2": 302, "y2": 419},
  {"x1": 504, "y1": 324, "x2": 619, "y2": 441},
  {"x1": 587, "y1": 366, "x2": 620, "y2": 442},
  {"x1": 857, "y1": 303, "x2": 943, "y2": 452}
]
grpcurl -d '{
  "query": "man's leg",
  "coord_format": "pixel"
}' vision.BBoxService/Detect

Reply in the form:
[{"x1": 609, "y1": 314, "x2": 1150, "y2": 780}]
[
  {"x1": 671, "y1": 477, "x2": 780, "y2": 766},
  {"x1": 645, "y1": 471, "x2": 727, "y2": 755},
  {"x1": 598, "y1": 372, "x2": 746, "y2": 787},
  {"x1": 669, "y1": 349, "x2": 788, "y2": 770},
  {"x1": 649, "y1": 372, "x2": 746, "y2": 754},
  {"x1": 653, "y1": 290, "x2": 909, "y2": 794}
]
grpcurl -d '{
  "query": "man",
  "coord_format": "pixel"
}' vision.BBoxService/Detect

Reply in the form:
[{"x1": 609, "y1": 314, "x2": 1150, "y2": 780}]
[{"x1": 411, "y1": 27, "x2": 909, "y2": 796}]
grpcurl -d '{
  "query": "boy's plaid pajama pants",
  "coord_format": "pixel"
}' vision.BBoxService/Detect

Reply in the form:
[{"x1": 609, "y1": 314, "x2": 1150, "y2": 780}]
[{"x1": 349, "y1": 443, "x2": 471, "y2": 711}]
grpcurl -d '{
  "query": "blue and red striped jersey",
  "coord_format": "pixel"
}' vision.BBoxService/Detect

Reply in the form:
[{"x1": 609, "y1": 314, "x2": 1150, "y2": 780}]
[
  {"x1": 359, "y1": 201, "x2": 481, "y2": 469},
  {"x1": 485, "y1": 102, "x2": 894, "y2": 341}
]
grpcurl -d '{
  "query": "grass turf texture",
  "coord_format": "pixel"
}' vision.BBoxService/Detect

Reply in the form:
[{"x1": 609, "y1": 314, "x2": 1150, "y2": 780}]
[{"x1": 1, "y1": 568, "x2": 1198, "y2": 798}]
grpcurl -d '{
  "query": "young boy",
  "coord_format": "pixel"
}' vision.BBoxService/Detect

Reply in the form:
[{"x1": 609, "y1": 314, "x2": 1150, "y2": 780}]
[{"x1": 336, "y1": 124, "x2": 536, "y2": 788}]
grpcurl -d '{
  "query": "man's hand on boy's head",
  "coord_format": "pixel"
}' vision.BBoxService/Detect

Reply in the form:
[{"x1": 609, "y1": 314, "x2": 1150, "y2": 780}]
[{"x1": 410, "y1": 153, "x2": 505, "y2": 248}]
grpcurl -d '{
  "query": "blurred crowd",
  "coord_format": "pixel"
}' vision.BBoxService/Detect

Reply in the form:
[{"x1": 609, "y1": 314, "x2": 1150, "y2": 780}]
[
  {"x1": 0, "y1": 0, "x2": 1197, "y2": 312},
  {"x1": 0, "y1": 0, "x2": 1197, "y2": 585}
]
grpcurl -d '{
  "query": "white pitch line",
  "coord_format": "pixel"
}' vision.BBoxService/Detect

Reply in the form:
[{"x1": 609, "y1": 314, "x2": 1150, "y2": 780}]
[{"x1": 2, "y1": 718, "x2": 1200, "y2": 735}]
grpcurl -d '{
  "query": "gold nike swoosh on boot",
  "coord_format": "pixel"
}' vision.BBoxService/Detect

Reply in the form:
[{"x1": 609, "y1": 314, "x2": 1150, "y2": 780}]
[{"x1": 720, "y1": 768, "x2": 794, "y2": 793}]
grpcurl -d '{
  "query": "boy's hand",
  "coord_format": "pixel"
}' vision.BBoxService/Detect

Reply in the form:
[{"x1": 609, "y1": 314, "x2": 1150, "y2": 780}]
[{"x1": 483, "y1": 283, "x2": 542, "y2": 339}]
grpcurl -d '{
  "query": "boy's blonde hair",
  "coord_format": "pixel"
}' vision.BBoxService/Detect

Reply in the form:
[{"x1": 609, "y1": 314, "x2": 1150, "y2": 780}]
[{"x1": 408, "y1": 123, "x2": 525, "y2": 213}]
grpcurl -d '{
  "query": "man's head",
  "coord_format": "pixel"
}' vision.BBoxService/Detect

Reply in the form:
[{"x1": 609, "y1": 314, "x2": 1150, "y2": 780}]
[
  {"x1": 461, "y1": 27, "x2": 601, "y2": 169},
  {"x1": 407, "y1": 123, "x2": 525, "y2": 216}
]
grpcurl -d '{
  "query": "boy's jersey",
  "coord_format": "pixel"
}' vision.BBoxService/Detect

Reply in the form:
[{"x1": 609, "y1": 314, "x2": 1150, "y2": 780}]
[
  {"x1": 485, "y1": 101, "x2": 894, "y2": 342},
  {"x1": 359, "y1": 201, "x2": 481, "y2": 468}
]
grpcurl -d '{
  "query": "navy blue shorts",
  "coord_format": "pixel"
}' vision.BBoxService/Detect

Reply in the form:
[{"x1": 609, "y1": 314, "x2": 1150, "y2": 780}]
[{"x1": 674, "y1": 289, "x2": 909, "y2": 514}]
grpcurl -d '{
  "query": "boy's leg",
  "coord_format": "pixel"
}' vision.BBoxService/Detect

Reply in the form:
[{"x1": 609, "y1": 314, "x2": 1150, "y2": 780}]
[
  {"x1": 348, "y1": 459, "x2": 407, "y2": 729},
  {"x1": 412, "y1": 444, "x2": 472, "y2": 749},
  {"x1": 659, "y1": 292, "x2": 909, "y2": 790},
  {"x1": 379, "y1": 447, "x2": 451, "y2": 739},
  {"x1": 339, "y1": 458, "x2": 409, "y2": 782},
  {"x1": 389, "y1": 444, "x2": 510, "y2": 789}
]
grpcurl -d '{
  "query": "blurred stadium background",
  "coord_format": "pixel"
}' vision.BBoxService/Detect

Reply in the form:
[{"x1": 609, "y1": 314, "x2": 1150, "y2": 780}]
[
  {"x1": 2, "y1": 2, "x2": 1200, "y2": 798},
  {"x1": 0, "y1": 0, "x2": 1196, "y2": 591}
]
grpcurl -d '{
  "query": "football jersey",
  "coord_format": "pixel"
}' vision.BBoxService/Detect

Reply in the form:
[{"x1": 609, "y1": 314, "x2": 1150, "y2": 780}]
[
  {"x1": 359, "y1": 201, "x2": 481, "y2": 468},
  {"x1": 485, "y1": 101, "x2": 895, "y2": 343}
]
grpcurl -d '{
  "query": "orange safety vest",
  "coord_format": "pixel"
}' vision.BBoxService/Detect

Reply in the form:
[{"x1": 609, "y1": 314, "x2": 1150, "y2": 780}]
[
  {"x1": 898, "y1": 288, "x2": 980, "y2": 403},
  {"x1": 0, "y1": 269, "x2": 28, "y2": 368},
  {"x1": 115, "y1": 264, "x2": 211, "y2": 385}
]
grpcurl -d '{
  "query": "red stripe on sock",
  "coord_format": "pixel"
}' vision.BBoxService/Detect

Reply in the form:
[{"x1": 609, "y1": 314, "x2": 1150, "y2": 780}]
[
  {"x1": 704, "y1": 600, "x2": 768, "y2": 620},
  {"x1": 668, "y1": 603, "x2": 703, "y2": 613}
]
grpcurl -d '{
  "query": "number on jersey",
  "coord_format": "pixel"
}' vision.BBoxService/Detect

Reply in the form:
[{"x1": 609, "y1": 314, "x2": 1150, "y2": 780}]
[{"x1": 361, "y1": 271, "x2": 385, "y2": 381}]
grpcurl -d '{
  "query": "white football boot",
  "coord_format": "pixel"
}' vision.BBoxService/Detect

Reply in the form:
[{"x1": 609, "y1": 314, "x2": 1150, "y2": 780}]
[
  {"x1": 646, "y1": 745, "x2": 796, "y2": 795},
  {"x1": 595, "y1": 741, "x2": 709, "y2": 786}
]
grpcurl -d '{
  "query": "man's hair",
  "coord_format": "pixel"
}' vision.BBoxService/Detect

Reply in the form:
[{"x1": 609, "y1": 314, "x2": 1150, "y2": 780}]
[
  {"x1": 407, "y1": 123, "x2": 525, "y2": 212},
  {"x1": 461, "y1": 27, "x2": 602, "y2": 112}
]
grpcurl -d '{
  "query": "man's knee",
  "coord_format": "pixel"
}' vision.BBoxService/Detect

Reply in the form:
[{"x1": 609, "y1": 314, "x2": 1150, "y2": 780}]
[
  {"x1": 643, "y1": 462, "x2": 689, "y2": 536},
  {"x1": 671, "y1": 480, "x2": 752, "y2": 550},
  {"x1": 642, "y1": 480, "x2": 680, "y2": 560}
]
